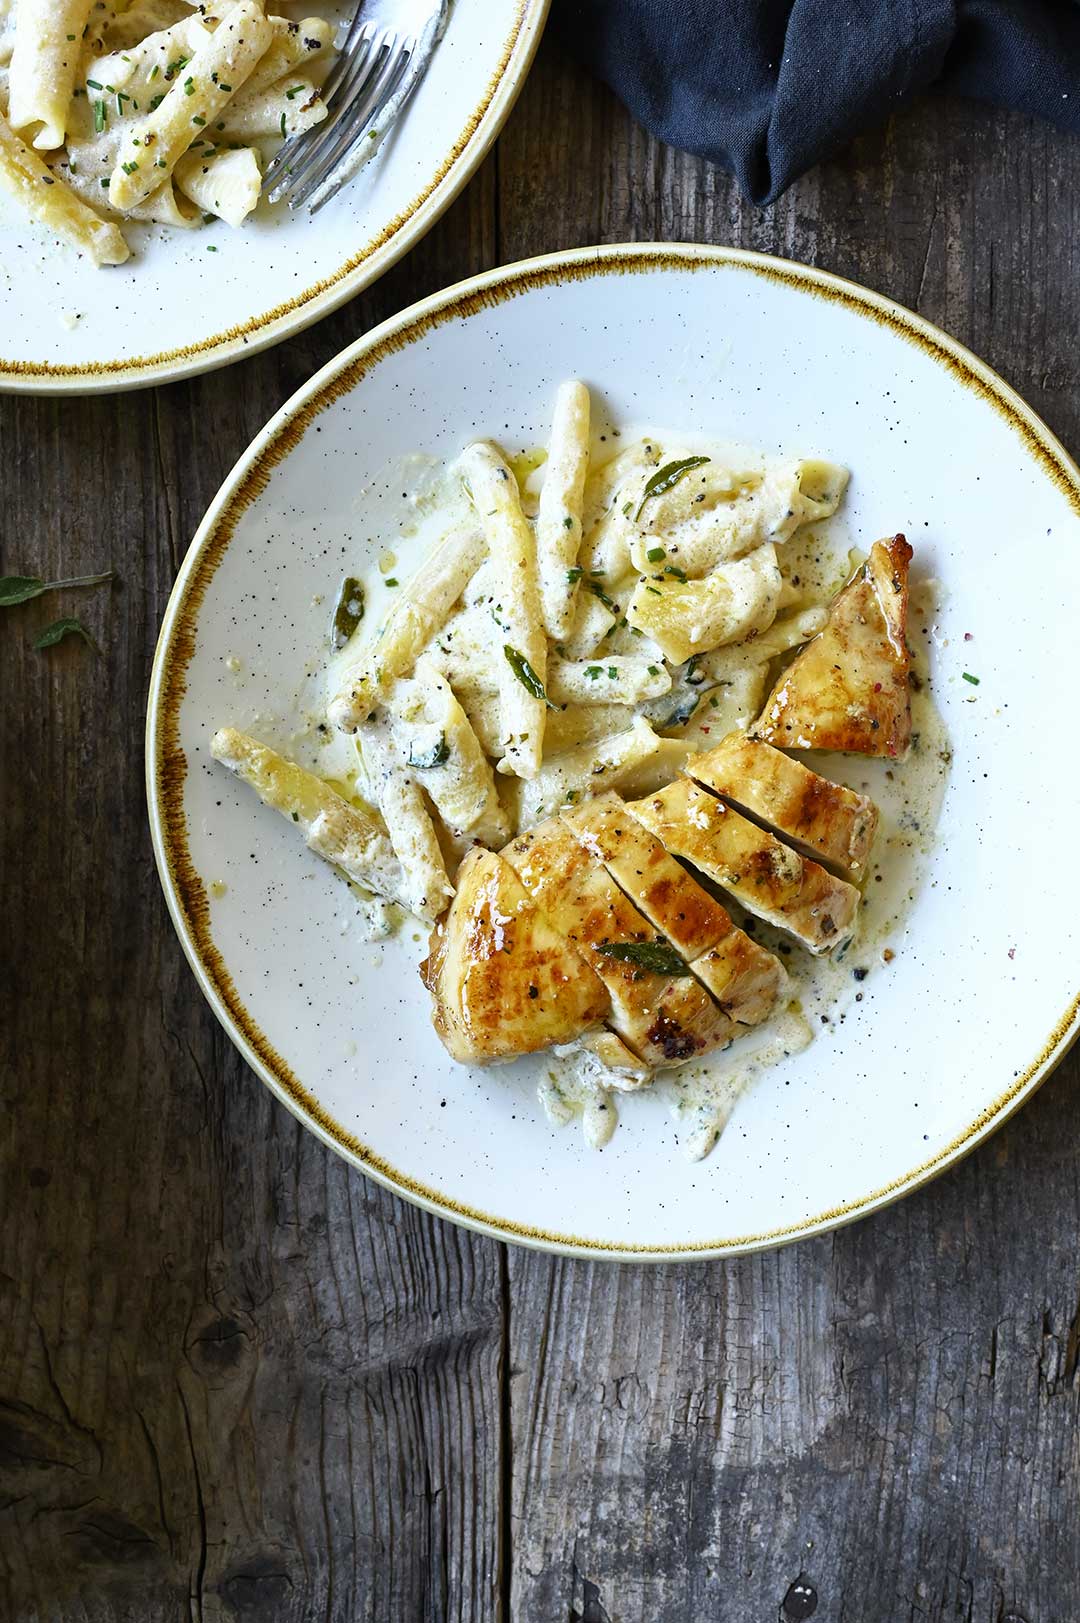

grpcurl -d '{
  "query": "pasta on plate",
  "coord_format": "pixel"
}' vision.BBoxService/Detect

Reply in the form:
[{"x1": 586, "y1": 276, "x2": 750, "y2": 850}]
[
  {"x1": 209, "y1": 383, "x2": 955, "y2": 1155},
  {"x1": 0, "y1": 0, "x2": 339, "y2": 265},
  {"x1": 213, "y1": 380, "x2": 850, "y2": 930}
]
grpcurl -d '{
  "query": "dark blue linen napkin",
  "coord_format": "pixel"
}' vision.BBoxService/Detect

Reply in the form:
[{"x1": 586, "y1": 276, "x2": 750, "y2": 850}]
[{"x1": 554, "y1": 0, "x2": 1080, "y2": 204}]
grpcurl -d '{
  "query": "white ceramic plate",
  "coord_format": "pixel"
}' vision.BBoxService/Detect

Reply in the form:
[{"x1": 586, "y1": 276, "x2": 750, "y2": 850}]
[
  {"x1": 0, "y1": 0, "x2": 547, "y2": 394},
  {"x1": 147, "y1": 244, "x2": 1080, "y2": 1259}
]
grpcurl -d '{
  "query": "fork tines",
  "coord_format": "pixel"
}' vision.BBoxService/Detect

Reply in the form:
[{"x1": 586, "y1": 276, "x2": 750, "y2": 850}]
[{"x1": 263, "y1": 5, "x2": 443, "y2": 214}]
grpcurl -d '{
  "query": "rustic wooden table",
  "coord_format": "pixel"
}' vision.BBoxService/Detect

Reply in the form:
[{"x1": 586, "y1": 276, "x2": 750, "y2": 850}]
[{"x1": 4, "y1": 31, "x2": 1080, "y2": 1623}]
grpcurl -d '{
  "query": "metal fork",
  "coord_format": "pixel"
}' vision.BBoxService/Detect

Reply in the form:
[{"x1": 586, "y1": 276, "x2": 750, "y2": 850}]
[{"x1": 263, "y1": 0, "x2": 449, "y2": 215}]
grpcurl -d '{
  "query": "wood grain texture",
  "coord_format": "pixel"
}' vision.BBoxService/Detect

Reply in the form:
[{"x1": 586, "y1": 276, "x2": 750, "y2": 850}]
[
  {"x1": 2, "y1": 27, "x2": 1080, "y2": 1623},
  {"x1": 502, "y1": 42, "x2": 1080, "y2": 1623}
]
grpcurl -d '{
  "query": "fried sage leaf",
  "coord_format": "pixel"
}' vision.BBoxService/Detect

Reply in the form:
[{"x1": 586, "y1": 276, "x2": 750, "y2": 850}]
[
  {"x1": 407, "y1": 735, "x2": 450, "y2": 769},
  {"x1": 330, "y1": 576, "x2": 365, "y2": 651},
  {"x1": 635, "y1": 455, "x2": 711, "y2": 521},
  {"x1": 504, "y1": 644, "x2": 558, "y2": 710},
  {"x1": 596, "y1": 939, "x2": 688, "y2": 975}
]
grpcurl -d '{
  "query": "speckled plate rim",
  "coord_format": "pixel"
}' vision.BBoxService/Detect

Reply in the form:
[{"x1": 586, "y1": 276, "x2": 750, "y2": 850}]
[
  {"x1": 0, "y1": 0, "x2": 548, "y2": 397},
  {"x1": 146, "y1": 241, "x2": 1080, "y2": 1262}
]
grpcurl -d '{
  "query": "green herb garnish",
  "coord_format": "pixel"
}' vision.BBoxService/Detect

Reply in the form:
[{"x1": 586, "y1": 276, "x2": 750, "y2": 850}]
[
  {"x1": 407, "y1": 735, "x2": 450, "y2": 769},
  {"x1": 584, "y1": 578, "x2": 618, "y2": 613},
  {"x1": 504, "y1": 645, "x2": 557, "y2": 709},
  {"x1": 645, "y1": 546, "x2": 665, "y2": 563},
  {"x1": 566, "y1": 566, "x2": 582, "y2": 584},
  {"x1": 34, "y1": 617, "x2": 99, "y2": 653},
  {"x1": 962, "y1": 671, "x2": 980, "y2": 685},
  {"x1": 0, "y1": 569, "x2": 113, "y2": 607},
  {"x1": 597, "y1": 939, "x2": 688, "y2": 975},
  {"x1": 659, "y1": 691, "x2": 701, "y2": 730},
  {"x1": 330, "y1": 575, "x2": 364, "y2": 650},
  {"x1": 635, "y1": 456, "x2": 710, "y2": 521}
]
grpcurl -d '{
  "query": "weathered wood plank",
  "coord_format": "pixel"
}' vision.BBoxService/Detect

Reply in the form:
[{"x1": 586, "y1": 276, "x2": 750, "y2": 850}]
[
  {"x1": 0, "y1": 160, "x2": 506, "y2": 1623},
  {"x1": 4, "y1": 27, "x2": 1080, "y2": 1623},
  {"x1": 501, "y1": 44, "x2": 1080, "y2": 1623}
]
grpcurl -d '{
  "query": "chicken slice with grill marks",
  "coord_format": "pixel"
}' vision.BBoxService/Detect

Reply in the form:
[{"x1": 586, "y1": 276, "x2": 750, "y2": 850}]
[
  {"x1": 502, "y1": 818, "x2": 737, "y2": 1068},
  {"x1": 685, "y1": 733, "x2": 879, "y2": 880},
  {"x1": 626, "y1": 779, "x2": 860, "y2": 955},
  {"x1": 420, "y1": 845, "x2": 610, "y2": 1065},
  {"x1": 560, "y1": 792, "x2": 787, "y2": 1026},
  {"x1": 752, "y1": 534, "x2": 913, "y2": 758}
]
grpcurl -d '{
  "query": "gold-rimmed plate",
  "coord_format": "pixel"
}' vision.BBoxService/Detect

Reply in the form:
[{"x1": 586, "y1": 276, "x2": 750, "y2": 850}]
[
  {"x1": 0, "y1": 0, "x2": 547, "y2": 394},
  {"x1": 147, "y1": 243, "x2": 1080, "y2": 1259}
]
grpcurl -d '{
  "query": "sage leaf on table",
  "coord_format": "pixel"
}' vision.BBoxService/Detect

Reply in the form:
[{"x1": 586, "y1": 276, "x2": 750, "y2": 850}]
[
  {"x1": 0, "y1": 569, "x2": 114, "y2": 606},
  {"x1": 34, "y1": 617, "x2": 100, "y2": 653}
]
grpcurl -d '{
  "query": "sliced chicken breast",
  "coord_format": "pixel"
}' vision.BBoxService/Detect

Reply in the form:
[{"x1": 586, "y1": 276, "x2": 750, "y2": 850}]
[
  {"x1": 502, "y1": 818, "x2": 736, "y2": 1067},
  {"x1": 421, "y1": 846, "x2": 610, "y2": 1064},
  {"x1": 561, "y1": 792, "x2": 787, "y2": 1025},
  {"x1": 686, "y1": 733, "x2": 879, "y2": 880},
  {"x1": 752, "y1": 534, "x2": 913, "y2": 758},
  {"x1": 626, "y1": 779, "x2": 860, "y2": 954}
]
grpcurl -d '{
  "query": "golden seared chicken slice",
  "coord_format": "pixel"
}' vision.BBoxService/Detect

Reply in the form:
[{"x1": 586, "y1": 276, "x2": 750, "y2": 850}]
[
  {"x1": 421, "y1": 847, "x2": 610, "y2": 1065},
  {"x1": 753, "y1": 534, "x2": 913, "y2": 758},
  {"x1": 686, "y1": 733, "x2": 879, "y2": 880},
  {"x1": 561, "y1": 792, "x2": 787, "y2": 1026},
  {"x1": 627, "y1": 779, "x2": 860, "y2": 954},
  {"x1": 503, "y1": 819, "x2": 736, "y2": 1068}
]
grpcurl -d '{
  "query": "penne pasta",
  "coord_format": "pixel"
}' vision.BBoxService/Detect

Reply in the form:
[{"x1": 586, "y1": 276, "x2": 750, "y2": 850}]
[
  {"x1": 536, "y1": 380, "x2": 591, "y2": 640},
  {"x1": 460, "y1": 440, "x2": 548, "y2": 780},
  {"x1": 390, "y1": 660, "x2": 510, "y2": 848},
  {"x1": 359, "y1": 718, "x2": 455, "y2": 924},
  {"x1": 240, "y1": 13, "x2": 332, "y2": 98},
  {"x1": 107, "y1": 0, "x2": 272, "y2": 212},
  {"x1": 626, "y1": 544, "x2": 782, "y2": 663},
  {"x1": 547, "y1": 655, "x2": 671, "y2": 708},
  {"x1": 9, "y1": 0, "x2": 92, "y2": 149},
  {"x1": 174, "y1": 143, "x2": 261, "y2": 225},
  {"x1": 215, "y1": 76, "x2": 325, "y2": 140},
  {"x1": 330, "y1": 522, "x2": 486, "y2": 731},
  {"x1": 210, "y1": 727, "x2": 407, "y2": 905},
  {"x1": 517, "y1": 716, "x2": 664, "y2": 829},
  {"x1": 0, "y1": 111, "x2": 129, "y2": 264}
]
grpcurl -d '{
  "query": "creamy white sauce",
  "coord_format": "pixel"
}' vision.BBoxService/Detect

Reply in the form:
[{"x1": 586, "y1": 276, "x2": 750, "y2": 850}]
[{"x1": 302, "y1": 432, "x2": 949, "y2": 1152}]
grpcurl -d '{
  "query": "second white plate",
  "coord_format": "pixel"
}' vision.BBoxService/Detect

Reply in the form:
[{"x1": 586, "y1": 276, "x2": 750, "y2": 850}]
[{"x1": 0, "y1": 0, "x2": 547, "y2": 392}]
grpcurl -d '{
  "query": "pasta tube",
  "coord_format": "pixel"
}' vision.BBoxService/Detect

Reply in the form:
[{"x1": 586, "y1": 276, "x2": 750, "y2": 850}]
[
  {"x1": 626, "y1": 544, "x2": 782, "y2": 663},
  {"x1": 0, "y1": 112, "x2": 129, "y2": 265},
  {"x1": 8, "y1": 0, "x2": 92, "y2": 149},
  {"x1": 517, "y1": 716, "x2": 663, "y2": 829},
  {"x1": 329, "y1": 522, "x2": 486, "y2": 731},
  {"x1": 547, "y1": 656, "x2": 671, "y2": 708},
  {"x1": 210, "y1": 728, "x2": 407, "y2": 904},
  {"x1": 390, "y1": 661, "x2": 510, "y2": 848},
  {"x1": 174, "y1": 144, "x2": 261, "y2": 225},
  {"x1": 108, "y1": 0, "x2": 272, "y2": 211},
  {"x1": 536, "y1": 380, "x2": 590, "y2": 640},
  {"x1": 359, "y1": 720, "x2": 454, "y2": 924},
  {"x1": 460, "y1": 440, "x2": 547, "y2": 780}
]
